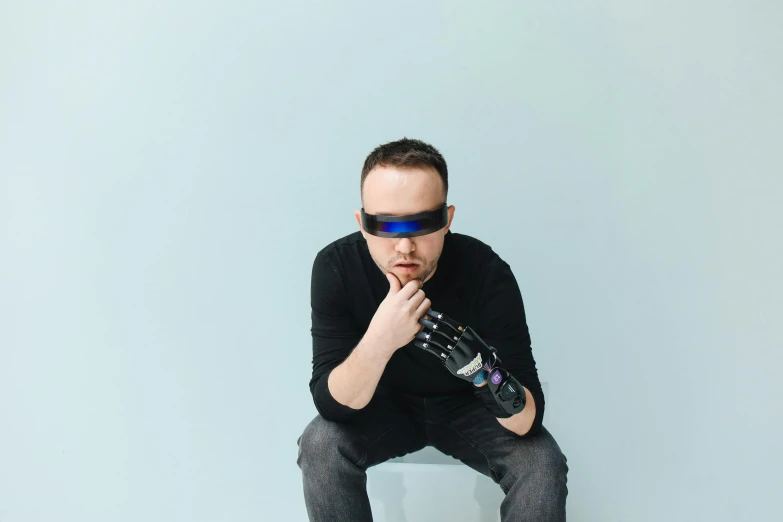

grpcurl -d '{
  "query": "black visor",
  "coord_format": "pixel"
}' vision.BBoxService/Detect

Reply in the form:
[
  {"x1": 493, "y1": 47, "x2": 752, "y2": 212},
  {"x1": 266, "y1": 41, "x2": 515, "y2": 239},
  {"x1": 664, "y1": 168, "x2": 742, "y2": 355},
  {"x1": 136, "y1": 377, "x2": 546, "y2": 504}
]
[{"x1": 361, "y1": 205, "x2": 448, "y2": 238}]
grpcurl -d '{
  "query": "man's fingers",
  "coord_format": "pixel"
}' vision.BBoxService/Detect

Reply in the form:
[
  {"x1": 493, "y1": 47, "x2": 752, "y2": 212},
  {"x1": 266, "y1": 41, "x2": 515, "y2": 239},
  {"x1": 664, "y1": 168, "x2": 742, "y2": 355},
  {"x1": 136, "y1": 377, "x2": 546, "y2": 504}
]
[
  {"x1": 407, "y1": 289, "x2": 427, "y2": 310},
  {"x1": 386, "y1": 272, "x2": 402, "y2": 294},
  {"x1": 414, "y1": 297, "x2": 431, "y2": 318},
  {"x1": 398, "y1": 279, "x2": 424, "y2": 300}
]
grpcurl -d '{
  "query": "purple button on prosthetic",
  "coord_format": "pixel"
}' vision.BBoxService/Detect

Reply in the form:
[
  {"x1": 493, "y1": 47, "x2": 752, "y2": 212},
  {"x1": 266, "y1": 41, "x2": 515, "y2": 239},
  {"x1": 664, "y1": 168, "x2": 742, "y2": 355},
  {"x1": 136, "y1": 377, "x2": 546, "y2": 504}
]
[{"x1": 491, "y1": 370, "x2": 503, "y2": 385}]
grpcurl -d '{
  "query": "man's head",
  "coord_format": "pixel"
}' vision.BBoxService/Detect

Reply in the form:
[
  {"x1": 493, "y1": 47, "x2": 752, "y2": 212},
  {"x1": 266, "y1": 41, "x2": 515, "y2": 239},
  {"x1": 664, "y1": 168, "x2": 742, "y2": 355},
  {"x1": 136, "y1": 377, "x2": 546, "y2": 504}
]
[{"x1": 354, "y1": 138, "x2": 456, "y2": 286}]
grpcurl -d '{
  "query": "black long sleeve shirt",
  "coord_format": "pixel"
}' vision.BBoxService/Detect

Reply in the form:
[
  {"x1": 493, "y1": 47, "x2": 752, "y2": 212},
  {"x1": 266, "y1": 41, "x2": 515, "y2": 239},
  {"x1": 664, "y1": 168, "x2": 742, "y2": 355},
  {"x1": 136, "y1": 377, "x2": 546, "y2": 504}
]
[{"x1": 308, "y1": 229, "x2": 546, "y2": 436}]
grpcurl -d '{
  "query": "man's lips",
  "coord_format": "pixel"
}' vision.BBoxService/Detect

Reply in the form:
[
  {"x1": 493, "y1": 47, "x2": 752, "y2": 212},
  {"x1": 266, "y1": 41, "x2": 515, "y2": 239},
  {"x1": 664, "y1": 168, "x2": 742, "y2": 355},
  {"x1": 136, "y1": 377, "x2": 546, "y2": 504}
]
[{"x1": 395, "y1": 262, "x2": 419, "y2": 266}]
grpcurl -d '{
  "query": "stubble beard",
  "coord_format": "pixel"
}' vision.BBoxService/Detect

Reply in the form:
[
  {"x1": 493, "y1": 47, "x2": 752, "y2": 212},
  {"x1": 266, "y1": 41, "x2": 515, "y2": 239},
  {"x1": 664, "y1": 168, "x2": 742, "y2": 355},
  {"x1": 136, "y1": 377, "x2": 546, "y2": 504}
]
[{"x1": 374, "y1": 255, "x2": 440, "y2": 285}]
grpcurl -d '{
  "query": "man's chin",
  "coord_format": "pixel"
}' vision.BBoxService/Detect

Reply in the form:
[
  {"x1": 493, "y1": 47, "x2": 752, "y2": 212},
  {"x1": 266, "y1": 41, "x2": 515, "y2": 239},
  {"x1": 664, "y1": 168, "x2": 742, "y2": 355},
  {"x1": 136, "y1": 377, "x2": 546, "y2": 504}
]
[{"x1": 391, "y1": 267, "x2": 419, "y2": 279}]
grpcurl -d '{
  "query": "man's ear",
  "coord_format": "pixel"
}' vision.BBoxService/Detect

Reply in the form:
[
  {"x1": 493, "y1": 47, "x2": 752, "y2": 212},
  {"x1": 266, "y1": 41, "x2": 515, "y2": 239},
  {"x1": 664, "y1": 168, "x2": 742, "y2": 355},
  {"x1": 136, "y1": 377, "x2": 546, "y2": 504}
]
[
  {"x1": 444, "y1": 204, "x2": 456, "y2": 232},
  {"x1": 354, "y1": 209, "x2": 366, "y2": 238}
]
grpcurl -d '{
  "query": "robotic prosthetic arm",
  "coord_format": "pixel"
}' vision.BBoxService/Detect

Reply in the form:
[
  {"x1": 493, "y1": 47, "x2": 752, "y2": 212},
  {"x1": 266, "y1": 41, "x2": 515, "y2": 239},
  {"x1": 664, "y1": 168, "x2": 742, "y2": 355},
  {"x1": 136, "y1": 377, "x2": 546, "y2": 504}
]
[{"x1": 413, "y1": 309, "x2": 526, "y2": 417}]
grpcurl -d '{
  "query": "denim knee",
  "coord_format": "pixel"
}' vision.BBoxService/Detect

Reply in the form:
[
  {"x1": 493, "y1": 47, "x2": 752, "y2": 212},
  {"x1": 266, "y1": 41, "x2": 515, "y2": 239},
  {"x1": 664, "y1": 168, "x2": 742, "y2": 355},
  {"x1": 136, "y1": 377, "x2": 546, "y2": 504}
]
[
  {"x1": 501, "y1": 436, "x2": 568, "y2": 493},
  {"x1": 297, "y1": 415, "x2": 359, "y2": 470}
]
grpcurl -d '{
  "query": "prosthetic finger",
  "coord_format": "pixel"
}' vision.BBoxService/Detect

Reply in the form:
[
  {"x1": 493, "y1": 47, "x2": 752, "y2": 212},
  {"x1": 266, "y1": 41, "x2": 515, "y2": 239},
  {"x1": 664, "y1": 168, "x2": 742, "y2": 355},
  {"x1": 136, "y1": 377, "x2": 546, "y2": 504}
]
[
  {"x1": 414, "y1": 329, "x2": 454, "y2": 358},
  {"x1": 417, "y1": 318, "x2": 438, "y2": 330},
  {"x1": 416, "y1": 310, "x2": 463, "y2": 357},
  {"x1": 413, "y1": 339, "x2": 448, "y2": 359},
  {"x1": 423, "y1": 309, "x2": 464, "y2": 337},
  {"x1": 416, "y1": 323, "x2": 459, "y2": 345}
]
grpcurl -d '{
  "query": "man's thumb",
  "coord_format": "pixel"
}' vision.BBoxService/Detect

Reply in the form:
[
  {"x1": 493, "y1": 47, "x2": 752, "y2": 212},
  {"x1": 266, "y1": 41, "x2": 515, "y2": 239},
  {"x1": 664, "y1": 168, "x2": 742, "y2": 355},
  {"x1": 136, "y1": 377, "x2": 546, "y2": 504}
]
[{"x1": 386, "y1": 272, "x2": 401, "y2": 294}]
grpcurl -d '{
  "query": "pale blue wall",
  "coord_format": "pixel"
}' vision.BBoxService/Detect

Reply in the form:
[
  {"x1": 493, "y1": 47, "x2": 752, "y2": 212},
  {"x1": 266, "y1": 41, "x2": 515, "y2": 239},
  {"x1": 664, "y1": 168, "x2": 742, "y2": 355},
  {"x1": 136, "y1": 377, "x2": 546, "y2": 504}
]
[{"x1": 2, "y1": 1, "x2": 781, "y2": 521}]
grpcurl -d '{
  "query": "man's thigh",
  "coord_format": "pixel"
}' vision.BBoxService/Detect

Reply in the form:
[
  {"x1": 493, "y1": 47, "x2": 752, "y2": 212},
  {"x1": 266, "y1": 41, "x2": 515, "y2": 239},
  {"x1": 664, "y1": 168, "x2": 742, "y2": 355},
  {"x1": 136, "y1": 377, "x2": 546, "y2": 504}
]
[
  {"x1": 426, "y1": 392, "x2": 567, "y2": 488},
  {"x1": 298, "y1": 385, "x2": 428, "y2": 469}
]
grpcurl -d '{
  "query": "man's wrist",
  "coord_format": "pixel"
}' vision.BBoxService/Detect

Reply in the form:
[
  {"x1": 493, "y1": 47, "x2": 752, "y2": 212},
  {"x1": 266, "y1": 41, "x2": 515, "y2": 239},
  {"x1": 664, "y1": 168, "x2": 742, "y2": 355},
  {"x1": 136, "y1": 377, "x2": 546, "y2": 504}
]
[{"x1": 356, "y1": 334, "x2": 393, "y2": 368}]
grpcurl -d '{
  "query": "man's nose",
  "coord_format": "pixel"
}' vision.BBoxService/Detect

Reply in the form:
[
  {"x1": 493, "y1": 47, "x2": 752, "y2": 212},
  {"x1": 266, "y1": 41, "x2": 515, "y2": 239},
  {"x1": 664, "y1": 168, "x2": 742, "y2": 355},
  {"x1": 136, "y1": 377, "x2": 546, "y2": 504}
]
[{"x1": 395, "y1": 237, "x2": 415, "y2": 253}]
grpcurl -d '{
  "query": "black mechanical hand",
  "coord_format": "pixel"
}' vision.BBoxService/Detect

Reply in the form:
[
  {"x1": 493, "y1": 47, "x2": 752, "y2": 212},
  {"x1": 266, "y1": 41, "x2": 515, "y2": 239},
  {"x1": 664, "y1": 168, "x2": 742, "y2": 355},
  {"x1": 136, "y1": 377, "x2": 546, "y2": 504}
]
[
  {"x1": 414, "y1": 309, "x2": 527, "y2": 416},
  {"x1": 413, "y1": 309, "x2": 497, "y2": 382}
]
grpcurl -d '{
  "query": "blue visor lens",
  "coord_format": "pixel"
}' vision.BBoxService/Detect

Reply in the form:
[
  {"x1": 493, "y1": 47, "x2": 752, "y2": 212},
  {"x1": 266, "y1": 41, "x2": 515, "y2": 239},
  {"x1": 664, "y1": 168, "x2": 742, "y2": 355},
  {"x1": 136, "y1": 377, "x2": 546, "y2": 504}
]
[{"x1": 377, "y1": 220, "x2": 426, "y2": 234}]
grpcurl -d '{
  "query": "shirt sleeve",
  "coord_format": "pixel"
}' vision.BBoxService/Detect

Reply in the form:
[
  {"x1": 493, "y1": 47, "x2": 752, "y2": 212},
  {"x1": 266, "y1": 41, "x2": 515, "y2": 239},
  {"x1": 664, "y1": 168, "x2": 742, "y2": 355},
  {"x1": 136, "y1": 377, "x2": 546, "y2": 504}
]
[
  {"x1": 308, "y1": 249, "x2": 365, "y2": 421},
  {"x1": 474, "y1": 252, "x2": 546, "y2": 437}
]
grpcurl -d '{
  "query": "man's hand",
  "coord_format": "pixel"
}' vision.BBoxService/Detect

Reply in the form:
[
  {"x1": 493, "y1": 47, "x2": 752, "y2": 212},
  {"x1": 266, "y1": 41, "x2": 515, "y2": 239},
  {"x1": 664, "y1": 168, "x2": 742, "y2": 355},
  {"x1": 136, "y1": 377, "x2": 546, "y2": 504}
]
[
  {"x1": 365, "y1": 273, "x2": 431, "y2": 361},
  {"x1": 327, "y1": 274, "x2": 429, "y2": 411}
]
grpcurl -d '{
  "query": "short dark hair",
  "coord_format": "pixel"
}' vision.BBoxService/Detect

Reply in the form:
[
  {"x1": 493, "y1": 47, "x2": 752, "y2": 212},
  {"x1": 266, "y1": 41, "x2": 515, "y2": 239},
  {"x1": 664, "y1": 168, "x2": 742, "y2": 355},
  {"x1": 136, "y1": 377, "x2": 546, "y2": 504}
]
[{"x1": 360, "y1": 138, "x2": 448, "y2": 205}]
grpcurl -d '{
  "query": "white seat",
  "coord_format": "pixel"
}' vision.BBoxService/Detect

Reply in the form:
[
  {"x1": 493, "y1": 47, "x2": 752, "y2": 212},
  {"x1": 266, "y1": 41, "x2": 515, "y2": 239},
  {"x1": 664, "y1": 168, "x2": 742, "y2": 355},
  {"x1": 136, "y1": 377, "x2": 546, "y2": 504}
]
[{"x1": 367, "y1": 447, "x2": 504, "y2": 522}]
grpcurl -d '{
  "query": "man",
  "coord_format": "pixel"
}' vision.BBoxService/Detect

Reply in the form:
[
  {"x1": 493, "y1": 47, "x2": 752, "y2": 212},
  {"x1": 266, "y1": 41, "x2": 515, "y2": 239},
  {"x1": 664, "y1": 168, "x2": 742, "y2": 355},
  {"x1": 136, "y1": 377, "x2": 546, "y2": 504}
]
[{"x1": 297, "y1": 138, "x2": 568, "y2": 521}]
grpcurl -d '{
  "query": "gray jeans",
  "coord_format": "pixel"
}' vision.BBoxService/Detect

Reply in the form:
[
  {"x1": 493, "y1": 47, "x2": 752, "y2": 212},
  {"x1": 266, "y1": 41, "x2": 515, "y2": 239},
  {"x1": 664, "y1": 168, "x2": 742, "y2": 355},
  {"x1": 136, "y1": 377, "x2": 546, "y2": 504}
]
[{"x1": 296, "y1": 386, "x2": 568, "y2": 521}]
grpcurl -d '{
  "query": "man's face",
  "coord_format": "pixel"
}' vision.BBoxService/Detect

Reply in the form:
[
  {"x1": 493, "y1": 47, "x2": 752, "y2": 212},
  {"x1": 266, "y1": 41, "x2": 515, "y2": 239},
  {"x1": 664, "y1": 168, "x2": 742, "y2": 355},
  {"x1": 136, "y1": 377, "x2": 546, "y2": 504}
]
[{"x1": 354, "y1": 165, "x2": 456, "y2": 286}]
